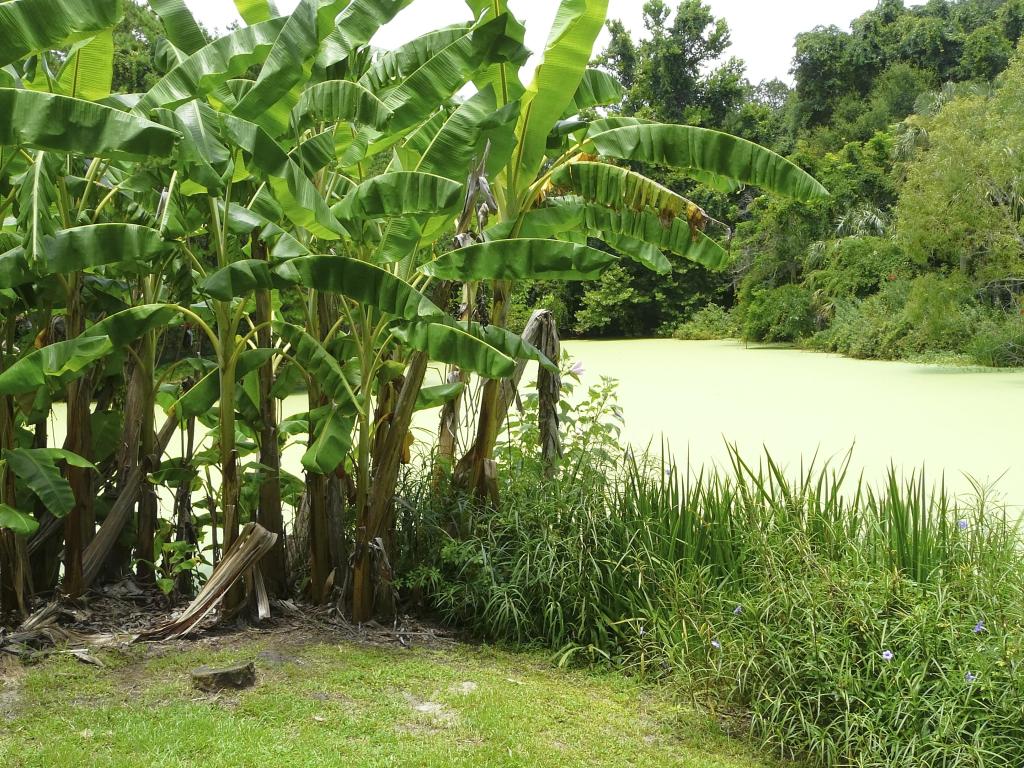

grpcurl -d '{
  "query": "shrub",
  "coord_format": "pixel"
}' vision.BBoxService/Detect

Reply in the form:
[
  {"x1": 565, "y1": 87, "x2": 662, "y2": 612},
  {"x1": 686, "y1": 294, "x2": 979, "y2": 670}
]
[
  {"x1": 969, "y1": 313, "x2": 1024, "y2": 367},
  {"x1": 742, "y1": 284, "x2": 817, "y2": 342},
  {"x1": 811, "y1": 275, "x2": 982, "y2": 360},
  {"x1": 673, "y1": 304, "x2": 739, "y2": 340}
]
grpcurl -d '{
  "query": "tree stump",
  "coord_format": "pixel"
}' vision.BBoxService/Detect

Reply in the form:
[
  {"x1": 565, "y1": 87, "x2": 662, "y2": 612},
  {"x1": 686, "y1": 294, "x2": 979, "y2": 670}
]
[{"x1": 190, "y1": 661, "x2": 256, "y2": 692}]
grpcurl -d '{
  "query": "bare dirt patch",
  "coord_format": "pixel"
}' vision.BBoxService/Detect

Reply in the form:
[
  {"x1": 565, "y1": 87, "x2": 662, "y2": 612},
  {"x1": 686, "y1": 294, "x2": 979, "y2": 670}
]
[{"x1": 0, "y1": 654, "x2": 26, "y2": 720}]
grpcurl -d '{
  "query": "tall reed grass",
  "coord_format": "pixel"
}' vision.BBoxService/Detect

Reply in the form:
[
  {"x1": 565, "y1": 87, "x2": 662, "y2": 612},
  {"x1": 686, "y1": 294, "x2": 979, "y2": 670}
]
[{"x1": 396, "y1": 444, "x2": 1024, "y2": 767}]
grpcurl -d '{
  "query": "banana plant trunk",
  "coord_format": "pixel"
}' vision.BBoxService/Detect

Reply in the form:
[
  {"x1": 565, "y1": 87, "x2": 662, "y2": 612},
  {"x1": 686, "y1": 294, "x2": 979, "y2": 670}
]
[
  {"x1": 351, "y1": 283, "x2": 453, "y2": 623},
  {"x1": 536, "y1": 311, "x2": 562, "y2": 476},
  {"x1": 306, "y1": 291, "x2": 334, "y2": 604},
  {"x1": 253, "y1": 236, "x2": 286, "y2": 595},
  {"x1": 0, "y1": 314, "x2": 28, "y2": 618},
  {"x1": 454, "y1": 278, "x2": 511, "y2": 501},
  {"x1": 63, "y1": 272, "x2": 94, "y2": 597},
  {"x1": 134, "y1": 331, "x2": 158, "y2": 583}
]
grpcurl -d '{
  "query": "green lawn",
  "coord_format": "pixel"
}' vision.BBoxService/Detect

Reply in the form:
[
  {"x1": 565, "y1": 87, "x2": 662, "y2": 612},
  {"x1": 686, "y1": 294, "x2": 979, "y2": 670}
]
[{"x1": 0, "y1": 631, "x2": 780, "y2": 768}]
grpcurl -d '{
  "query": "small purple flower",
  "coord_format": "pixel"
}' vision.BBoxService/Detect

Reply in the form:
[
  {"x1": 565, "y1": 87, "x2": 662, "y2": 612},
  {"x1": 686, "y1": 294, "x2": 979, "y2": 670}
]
[
  {"x1": 881, "y1": 650, "x2": 894, "y2": 662},
  {"x1": 568, "y1": 360, "x2": 585, "y2": 377},
  {"x1": 733, "y1": 605, "x2": 743, "y2": 616},
  {"x1": 711, "y1": 639, "x2": 722, "y2": 650},
  {"x1": 973, "y1": 620, "x2": 986, "y2": 635},
  {"x1": 958, "y1": 519, "x2": 969, "y2": 532},
  {"x1": 965, "y1": 672, "x2": 978, "y2": 683}
]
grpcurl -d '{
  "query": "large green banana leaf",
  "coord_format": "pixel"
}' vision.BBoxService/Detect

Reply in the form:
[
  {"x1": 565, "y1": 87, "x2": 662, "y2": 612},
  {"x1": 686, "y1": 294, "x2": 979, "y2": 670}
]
[
  {"x1": 202, "y1": 258, "x2": 292, "y2": 301},
  {"x1": 138, "y1": 18, "x2": 286, "y2": 111},
  {"x1": 150, "y1": 101, "x2": 230, "y2": 192},
  {"x1": 587, "y1": 124, "x2": 830, "y2": 202},
  {"x1": 302, "y1": 404, "x2": 356, "y2": 473},
  {"x1": 149, "y1": 0, "x2": 207, "y2": 55},
  {"x1": 392, "y1": 322, "x2": 515, "y2": 379},
  {"x1": 446, "y1": 318, "x2": 557, "y2": 372},
  {"x1": 164, "y1": 349, "x2": 275, "y2": 422},
  {"x1": 569, "y1": 68, "x2": 623, "y2": 113},
  {"x1": 0, "y1": 0, "x2": 122, "y2": 68},
  {"x1": 415, "y1": 382, "x2": 465, "y2": 412},
  {"x1": 0, "y1": 335, "x2": 113, "y2": 395},
  {"x1": 14, "y1": 150, "x2": 58, "y2": 266},
  {"x1": 232, "y1": 0, "x2": 349, "y2": 136},
  {"x1": 56, "y1": 30, "x2": 114, "y2": 101},
  {"x1": 0, "y1": 504, "x2": 38, "y2": 536},
  {"x1": 331, "y1": 172, "x2": 463, "y2": 223},
  {"x1": 219, "y1": 113, "x2": 344, "y2": 239},
  {"x1": 507, "y1": 0, "x2": 607, "y2": 199},
  {"x1": 381, "y1": 14, "x2": 527, "y2": 134},
  {"x1": 485, "y1": 202, "x2": 584, "y2": 240},
  {"x1": 0, "y1": 248, "x2": 30, "y2": 288},
  {"x1": 360, "y1": 25, "x2": 472, "y2": 92},
  {"x1": 4, "y1": 448, "x2": 94, "y2": 519},
  {"x1": 292, "y1": 129, "x2": 337, "y2": 175},
  {"x1": 234, "y1": 0, "x2": 280, "y2": 24},
  {"x1": 292, "y1": 81, "x2": 392, "y2": 132},
  {"x1": 277, "y1": 255, "x2": 447, "y2": 323},
  {"x1": 421, "y1": 238, "x2": 615, "y2": 281},
  {"x1": 316, "y1": 0, "x2": 415, "y2": 68},
  {"x1": 88, "y1": 304, "x2": 182, "y2": 347},
  {"x1": 39, "y1": 223, "x2": 171, "y2": 274},
  {"x1": 602, "y1": 231, "x2": 670, "y2": 274},
  {"x1": 465, "y1": 0, "x2": 526, "y2": 107},
  {"x1": 409, "y1": 85, "x2": 519, "y2": 179},
  {"x1": 0, "y1": 89, "x2": 179, "y2": 159},
  {"x1": 484, "y1": 200, "x2": 672, "y2": 273},
  {"x1": 275, "y1": 322, "x2": 357, "y2": 405}
]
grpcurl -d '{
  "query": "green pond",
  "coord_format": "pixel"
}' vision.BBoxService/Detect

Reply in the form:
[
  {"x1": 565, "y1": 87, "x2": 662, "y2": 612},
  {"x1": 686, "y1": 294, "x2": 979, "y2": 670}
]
[
  {"x1": 559, "y1": 340, "x2": 1024, "y2": 511},
  {"x1": 48, "y1": 340, "x2": 1024, "y2": 513}
]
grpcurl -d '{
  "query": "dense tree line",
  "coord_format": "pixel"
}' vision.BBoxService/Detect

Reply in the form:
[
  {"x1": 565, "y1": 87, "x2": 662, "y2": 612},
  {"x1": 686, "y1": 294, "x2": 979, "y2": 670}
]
[{"x1": 529, "y1": 0, "x2": 1024, "y2": 366}]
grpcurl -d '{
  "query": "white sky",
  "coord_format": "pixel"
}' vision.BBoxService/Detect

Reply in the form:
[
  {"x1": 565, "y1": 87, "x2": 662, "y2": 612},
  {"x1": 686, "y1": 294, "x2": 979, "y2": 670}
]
[{"x1": 185, "y1": 0, "x2": 879, "y2": 84}]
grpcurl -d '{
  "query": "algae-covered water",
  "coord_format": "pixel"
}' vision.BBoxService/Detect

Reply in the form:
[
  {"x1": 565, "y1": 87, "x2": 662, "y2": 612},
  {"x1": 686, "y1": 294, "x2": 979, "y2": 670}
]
[
  {"x1": 560, "y1": 340, "x2": 1024, "y2": 509},
  {"x1": 47, "y1": 340, "x2": 1024, "y2": 511}
]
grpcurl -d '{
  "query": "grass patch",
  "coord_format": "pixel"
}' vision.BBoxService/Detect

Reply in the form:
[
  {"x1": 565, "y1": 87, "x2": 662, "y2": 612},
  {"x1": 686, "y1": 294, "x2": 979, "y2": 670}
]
[{"x1": 0, "y1": 632, "x2": 778, "y2": 768}]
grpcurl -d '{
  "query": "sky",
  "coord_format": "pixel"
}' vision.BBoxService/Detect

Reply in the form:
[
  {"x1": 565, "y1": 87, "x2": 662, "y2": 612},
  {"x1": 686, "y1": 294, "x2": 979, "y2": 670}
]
[{"x1": 185, "y1": 0, "x2": 880, "y2": 85}]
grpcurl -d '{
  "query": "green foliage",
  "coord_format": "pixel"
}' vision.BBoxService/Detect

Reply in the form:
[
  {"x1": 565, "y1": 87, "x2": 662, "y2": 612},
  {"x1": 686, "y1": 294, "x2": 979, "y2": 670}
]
[
  {"x1": 811, "y1": 275, "x2": 986, "y2": 361},
  {"x1": 741, "y1": 284, "x2": 816, "y2": 343},
  {"x1": 672, "y1": 304, "x2": 737, "y2": 340},
  {"x1": 399, "y1": 379, "x2": 1024, "y2": 767}
]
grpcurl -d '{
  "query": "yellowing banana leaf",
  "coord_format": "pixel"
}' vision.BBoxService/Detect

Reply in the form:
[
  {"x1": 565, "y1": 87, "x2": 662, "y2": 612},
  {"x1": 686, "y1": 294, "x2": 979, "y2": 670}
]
[{"x1": 587, "y1": 123, "x2": 830, "y2": 203}]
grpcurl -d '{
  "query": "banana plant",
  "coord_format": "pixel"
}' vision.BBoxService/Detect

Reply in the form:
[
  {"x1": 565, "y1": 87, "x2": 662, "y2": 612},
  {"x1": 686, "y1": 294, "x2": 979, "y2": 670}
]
[
  {"x1": 132, "y1": 0, "x2": 539, "y2": 617},
  {"x1": 401, "y1": 0, "x2": 832, "y2": 497},
  {"x1": 0, "y1": 0, "x2": 183, "y2": 603}
]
